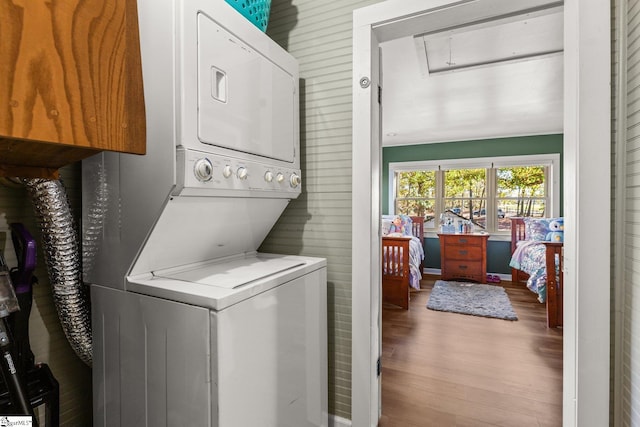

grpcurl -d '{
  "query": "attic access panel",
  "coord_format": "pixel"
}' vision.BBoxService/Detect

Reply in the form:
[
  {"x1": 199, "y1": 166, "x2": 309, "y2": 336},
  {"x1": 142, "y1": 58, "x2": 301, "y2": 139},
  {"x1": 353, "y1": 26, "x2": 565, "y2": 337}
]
[{"x1": 415, "y1": 8, "x2": 563, "y2": 74}]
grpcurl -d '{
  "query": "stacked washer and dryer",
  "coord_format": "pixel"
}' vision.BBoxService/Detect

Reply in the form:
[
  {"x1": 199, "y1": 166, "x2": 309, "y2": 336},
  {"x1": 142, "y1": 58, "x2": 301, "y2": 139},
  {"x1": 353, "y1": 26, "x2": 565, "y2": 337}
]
[{"x1": 82, "y1": 1, "x2": 328, "y2": 426}]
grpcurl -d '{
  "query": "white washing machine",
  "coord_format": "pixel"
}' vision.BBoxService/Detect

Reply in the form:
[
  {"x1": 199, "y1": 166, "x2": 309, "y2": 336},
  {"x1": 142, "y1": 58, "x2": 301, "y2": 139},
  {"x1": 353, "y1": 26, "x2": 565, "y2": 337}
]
[
  {"x1": 93, "y1": 253, "x2": 327, "y2": 426},
  {"x1": 82, "y1": 1, "x2": 328, "y2": 425}
]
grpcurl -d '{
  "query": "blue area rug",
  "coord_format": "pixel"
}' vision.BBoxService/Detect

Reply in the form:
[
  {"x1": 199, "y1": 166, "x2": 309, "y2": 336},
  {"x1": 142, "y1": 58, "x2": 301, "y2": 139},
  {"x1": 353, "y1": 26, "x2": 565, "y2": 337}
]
[{"x1": 427, "y1": 280, "x2": 518, "y2": 321}]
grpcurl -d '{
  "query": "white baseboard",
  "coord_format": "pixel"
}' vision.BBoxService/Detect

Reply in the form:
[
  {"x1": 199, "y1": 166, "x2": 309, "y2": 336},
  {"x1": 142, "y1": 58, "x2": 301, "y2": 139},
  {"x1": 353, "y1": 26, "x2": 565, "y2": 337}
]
[{"x1": 329, "y1": 414, "x2": 352, "y2": 427}]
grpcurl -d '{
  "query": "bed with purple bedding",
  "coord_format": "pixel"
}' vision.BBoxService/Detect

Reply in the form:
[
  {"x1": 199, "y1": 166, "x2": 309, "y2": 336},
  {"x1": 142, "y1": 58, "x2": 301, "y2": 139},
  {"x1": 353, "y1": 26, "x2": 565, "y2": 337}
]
[{"x1": 381, "y1": 215, "x2": 425, "y2": 309}]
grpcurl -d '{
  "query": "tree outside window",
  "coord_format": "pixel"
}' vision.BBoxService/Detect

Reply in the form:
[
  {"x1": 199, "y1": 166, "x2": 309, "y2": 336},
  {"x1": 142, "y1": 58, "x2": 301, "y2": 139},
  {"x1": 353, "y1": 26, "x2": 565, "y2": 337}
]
[
  {"x1": 444, "y1": 168, "x2": 486, "y2": 225},
  {"x1": 496, "y1": 166, "x2": 546, "y2": 230},
  {"x1": 395, "y1": 171, "x2": 436, "y2": 227}
]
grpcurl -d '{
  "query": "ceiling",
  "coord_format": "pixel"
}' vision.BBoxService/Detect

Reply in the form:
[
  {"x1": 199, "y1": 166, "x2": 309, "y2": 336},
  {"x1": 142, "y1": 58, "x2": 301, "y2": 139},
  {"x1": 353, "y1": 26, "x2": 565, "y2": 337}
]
[{"x1": 380, "y1": 7, "x2": 564, "y2": 147}]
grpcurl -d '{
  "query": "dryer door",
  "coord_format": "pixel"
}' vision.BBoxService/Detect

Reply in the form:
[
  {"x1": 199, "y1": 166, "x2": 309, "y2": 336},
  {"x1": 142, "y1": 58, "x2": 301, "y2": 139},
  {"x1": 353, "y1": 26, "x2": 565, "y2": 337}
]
[{"x1": 197, "y1": 12, "x2": 296, "y2": 163}]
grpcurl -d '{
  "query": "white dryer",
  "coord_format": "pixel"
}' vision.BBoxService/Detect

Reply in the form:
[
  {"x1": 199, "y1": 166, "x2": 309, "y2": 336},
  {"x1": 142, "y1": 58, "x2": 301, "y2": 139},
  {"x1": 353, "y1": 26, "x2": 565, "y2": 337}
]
[{"x1": 82, "y1": 1, "x2": 328, "y2": 426}]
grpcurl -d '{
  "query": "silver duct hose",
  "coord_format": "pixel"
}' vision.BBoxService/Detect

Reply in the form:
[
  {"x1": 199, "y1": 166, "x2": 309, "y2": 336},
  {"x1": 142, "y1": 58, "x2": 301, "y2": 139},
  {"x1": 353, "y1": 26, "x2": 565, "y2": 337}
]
[
  {"x1": 82, "y1": 162, "x2": 109, "y2": 279},
  {"x1": 23, "y1": 178, "x2": 92, "y2": 366}
]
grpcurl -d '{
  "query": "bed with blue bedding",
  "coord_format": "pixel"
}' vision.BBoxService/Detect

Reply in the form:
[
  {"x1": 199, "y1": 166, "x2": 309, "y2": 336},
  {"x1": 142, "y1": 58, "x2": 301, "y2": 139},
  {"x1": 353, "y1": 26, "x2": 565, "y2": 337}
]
[{"x1": 509, "y1": 217, "x2": 564, "y2": 328}]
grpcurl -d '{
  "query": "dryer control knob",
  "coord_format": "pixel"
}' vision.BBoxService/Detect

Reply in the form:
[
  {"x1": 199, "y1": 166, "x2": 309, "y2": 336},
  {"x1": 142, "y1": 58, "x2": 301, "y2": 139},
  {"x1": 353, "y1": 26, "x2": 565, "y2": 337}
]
[
  {"x1": 264, "y1": 171, "x2": 274, "y2": 182},
  {"x1": 290, "y1": 173, "x2": 301, "y2": 188},
  {"x1": 276, "y1": 173, "x2": 285, "y2": 183},
  {"x1": 237, "y1": 167, "x2": 248, "y2": 180},
  {"x1": 223, "y1": 165, "x2": 233, "y2": 178},
  {"x1": 194, "y1": 158, "x2": 213, "y2": 182}
]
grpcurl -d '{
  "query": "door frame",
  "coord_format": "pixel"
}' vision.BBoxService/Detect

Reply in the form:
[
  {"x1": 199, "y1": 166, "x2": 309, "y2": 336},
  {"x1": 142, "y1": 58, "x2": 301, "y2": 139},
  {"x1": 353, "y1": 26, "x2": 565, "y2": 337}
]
[{"x1": 352, "y1": 1, "x2": 611, "y2": 426}]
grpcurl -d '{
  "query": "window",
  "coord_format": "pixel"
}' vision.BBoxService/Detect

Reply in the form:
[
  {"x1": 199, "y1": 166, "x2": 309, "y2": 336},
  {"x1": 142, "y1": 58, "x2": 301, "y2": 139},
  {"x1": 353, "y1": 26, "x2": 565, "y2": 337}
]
[
  {"x1": 389, "y1": 155, "x2": 559, "y2": 233},
  {"x1": 443, "y1": 167, "x2": 486, "y2": 223},
  {"x1": 495, "y1": 165, "x2": 547, "y2": 231},
  {"x1": 395, "y1": 170, "x2": 436, "y2": 219}
]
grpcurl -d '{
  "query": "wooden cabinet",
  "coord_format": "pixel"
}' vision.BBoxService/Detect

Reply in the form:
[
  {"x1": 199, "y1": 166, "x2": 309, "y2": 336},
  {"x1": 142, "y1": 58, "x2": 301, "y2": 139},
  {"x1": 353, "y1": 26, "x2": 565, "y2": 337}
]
[
  {"x1": 0, "y1": 0, "x2": 146, "y2": 178},
  {"x1": 438, "y1": 233, "x2": 489, "y2": 283}
]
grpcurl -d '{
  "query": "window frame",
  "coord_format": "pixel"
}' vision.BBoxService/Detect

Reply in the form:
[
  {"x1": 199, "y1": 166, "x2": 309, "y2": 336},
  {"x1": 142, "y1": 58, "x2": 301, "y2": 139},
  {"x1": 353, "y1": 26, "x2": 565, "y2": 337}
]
[{"x1": 388, "y1": 154, "x2": 560, "y2": 235}]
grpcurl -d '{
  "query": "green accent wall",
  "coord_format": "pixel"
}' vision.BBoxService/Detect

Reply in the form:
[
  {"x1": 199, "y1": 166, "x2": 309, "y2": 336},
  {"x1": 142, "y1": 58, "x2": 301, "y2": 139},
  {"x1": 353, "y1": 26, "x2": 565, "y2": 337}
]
[{"x1": 383, "y1": 134, "x2": 563, "y2": 274}]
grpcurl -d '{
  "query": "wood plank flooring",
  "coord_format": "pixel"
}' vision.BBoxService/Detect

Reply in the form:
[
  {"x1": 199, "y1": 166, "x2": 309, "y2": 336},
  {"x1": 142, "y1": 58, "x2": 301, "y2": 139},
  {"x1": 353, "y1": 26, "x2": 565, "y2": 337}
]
[{"x1": 379, "y1": 276, "x2": 563, "y2": 427}]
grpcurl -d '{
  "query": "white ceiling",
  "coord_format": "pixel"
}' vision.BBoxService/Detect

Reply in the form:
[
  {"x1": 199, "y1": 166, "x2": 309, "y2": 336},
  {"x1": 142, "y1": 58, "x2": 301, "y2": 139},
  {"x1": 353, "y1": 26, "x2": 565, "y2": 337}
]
[{"x1": 380, "y1": 8, "x2": 564, "y2": 147}]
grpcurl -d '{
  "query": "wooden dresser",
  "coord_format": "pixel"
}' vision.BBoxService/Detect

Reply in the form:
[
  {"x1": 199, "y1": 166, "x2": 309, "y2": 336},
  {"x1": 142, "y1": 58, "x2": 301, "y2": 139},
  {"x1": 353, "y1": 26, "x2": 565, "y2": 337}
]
[{"x1": 438, "y1": 233, "x2": 490, "y2": 283}]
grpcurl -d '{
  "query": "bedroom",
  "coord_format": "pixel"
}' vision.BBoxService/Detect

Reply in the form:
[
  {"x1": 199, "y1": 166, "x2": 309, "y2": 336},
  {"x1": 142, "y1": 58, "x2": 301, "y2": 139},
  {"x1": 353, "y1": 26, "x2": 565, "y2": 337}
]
[
  {"x1": 378, "y1": 140, "x2": 564, "y2": 424},
  {"x1": 352, "y1": 0, "x2": 612, "y2": 425},
  {"x1": 357, "y1": 1, "x2": 575, "y2": 425}
]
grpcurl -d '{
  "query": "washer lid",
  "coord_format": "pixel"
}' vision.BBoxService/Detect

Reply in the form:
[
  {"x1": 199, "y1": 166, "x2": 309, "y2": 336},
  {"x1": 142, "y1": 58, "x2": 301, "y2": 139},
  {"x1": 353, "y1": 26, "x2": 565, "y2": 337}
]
[
  {"x1": 127, "y1": 253, "x2": 326, "y2": 311},
  {"x1": 158, "y1": 256, "x2": 305, "y2": 289}
]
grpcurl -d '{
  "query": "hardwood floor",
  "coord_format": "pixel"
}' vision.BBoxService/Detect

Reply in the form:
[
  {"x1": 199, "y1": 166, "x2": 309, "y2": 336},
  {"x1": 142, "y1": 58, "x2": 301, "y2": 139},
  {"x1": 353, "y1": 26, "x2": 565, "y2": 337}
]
[{"x1": 379, "y1": 276, "x2": 563, "y2": 427}]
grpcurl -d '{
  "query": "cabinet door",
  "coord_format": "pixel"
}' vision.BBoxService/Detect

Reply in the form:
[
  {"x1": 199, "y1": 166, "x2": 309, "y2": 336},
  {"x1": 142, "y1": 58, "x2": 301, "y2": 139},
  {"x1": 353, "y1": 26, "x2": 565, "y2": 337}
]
[{"x1": 0, "y1": 0, "x2": 145, "y2": 177}]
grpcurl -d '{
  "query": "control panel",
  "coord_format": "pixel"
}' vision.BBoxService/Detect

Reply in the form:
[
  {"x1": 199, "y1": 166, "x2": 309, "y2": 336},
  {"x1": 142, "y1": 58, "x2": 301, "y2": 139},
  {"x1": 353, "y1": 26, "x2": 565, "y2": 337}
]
[{"x1": 176, "y1": 149, "x2": 302, "y2": 197}]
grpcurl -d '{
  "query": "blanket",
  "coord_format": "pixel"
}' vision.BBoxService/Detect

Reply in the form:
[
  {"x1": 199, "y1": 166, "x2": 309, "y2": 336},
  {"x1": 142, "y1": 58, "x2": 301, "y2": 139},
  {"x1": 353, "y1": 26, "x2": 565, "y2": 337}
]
[
  {"x1": 509, "y1": 240, "x2": 548, "y2": 302},
  {"x1": 406, "y1": 236, "x2": 424, "y2": 289}
]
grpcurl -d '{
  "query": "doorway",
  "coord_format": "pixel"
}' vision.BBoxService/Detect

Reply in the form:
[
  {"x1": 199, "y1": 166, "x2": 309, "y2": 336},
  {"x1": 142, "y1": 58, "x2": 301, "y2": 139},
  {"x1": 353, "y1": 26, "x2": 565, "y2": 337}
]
[{"x1": 352, "y1": 1, "x2": 611, "y2": 426}]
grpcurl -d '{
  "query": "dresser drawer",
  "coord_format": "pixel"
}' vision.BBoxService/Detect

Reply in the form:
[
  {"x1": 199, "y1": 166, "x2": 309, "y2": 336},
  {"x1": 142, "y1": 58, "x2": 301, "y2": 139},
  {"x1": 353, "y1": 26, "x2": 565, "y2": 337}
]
[
  {"x1": 444, "y1": 260, "x2": 482, "y2": 277},
  {"x1": 442, "y1": 235, "x2": 483, "y2": 246},
  {"x1": 443, "y1": 245, "x2": 483, "y2": 260}
]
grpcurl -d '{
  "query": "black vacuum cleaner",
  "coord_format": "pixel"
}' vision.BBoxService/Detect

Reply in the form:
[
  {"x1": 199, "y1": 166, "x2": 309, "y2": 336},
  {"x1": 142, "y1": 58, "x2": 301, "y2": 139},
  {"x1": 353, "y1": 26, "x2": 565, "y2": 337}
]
[
  {"x1": 0, "y1": 223, "x2": 59, "y2": 426},
  {"x1": 0, "y1": 249, "x2": 33, "y2": 419}
]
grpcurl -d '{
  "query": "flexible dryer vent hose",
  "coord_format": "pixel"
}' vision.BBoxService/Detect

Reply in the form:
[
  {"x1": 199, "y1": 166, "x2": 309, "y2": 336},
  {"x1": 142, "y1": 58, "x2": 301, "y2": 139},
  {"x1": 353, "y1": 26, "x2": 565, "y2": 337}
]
[{"x1": 23, "y1": 178, "x2": 92, "y2": 366}]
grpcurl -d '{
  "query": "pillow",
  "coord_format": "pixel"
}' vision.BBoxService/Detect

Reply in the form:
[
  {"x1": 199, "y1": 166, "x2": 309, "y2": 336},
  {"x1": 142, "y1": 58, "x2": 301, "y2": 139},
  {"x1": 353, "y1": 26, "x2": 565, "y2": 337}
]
[
  {"x1": 381, "y1": 218, "x2": 393, "y2": 236},
  {"x1": 523, "y1": 217, "x2": 563, "y2": 241}
]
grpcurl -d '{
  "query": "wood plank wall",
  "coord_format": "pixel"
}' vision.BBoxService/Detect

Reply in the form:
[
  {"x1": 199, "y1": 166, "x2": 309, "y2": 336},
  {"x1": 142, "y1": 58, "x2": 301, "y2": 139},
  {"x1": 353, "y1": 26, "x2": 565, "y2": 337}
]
[
  {"x1": 264, "y1": 0, "x2": 383, "y2": 419},
  {"x1": 609, "y1": 0, "x2": 640, "y2": 424},
  {"x1": 0, "y1": 162, "x2": 92, "y2": 425},
  {"x1": 619, "y1": 0, "x2": 640, "y2": 424}
]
